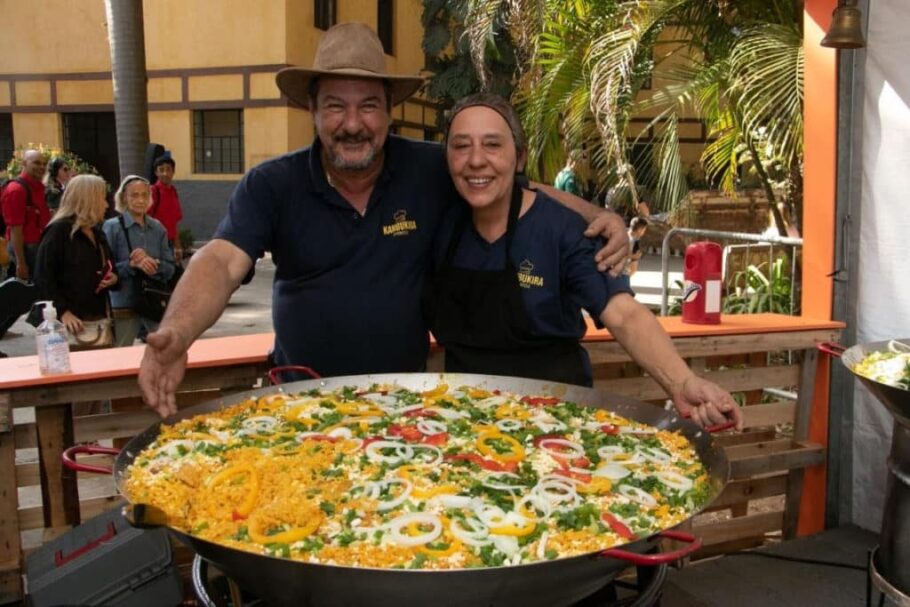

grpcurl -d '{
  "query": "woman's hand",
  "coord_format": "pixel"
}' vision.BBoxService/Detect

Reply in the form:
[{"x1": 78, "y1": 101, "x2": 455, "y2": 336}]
[
  {"x1": 129, "y1": 248, "x2": 159, "y2": 275},
  {"x1": 671, "y1": 375, "x2": 744, "y2": 430},
  {"x1": 98, "y1": 271, "x2": 118, "y2": 290},
  {"x1": 61, "y1": 310, "x2": 84, "y2": 335}
]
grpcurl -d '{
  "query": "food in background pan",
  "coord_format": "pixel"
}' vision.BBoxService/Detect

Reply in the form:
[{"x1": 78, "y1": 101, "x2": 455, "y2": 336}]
[
  {"x1": 854, "y1": 341, "x2": 910, "y2": 391},
  {"x1": 124, "y1": 384, "x2": 711, "y2": 569}
]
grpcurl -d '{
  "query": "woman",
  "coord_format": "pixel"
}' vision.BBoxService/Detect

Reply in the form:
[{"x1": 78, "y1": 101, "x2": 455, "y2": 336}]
[
  {"x1": 102, "y1": 175, "x2": 175, "y2": 347},
  {"x1": 34, "y1": 174, "x2": 118, "y2": 347},
  {"x1": 43, "y1": 156, "x2": 72, "y2": 213},
  {"x1": 426, "y1": 93, "x2": 741, "y2": 429}
]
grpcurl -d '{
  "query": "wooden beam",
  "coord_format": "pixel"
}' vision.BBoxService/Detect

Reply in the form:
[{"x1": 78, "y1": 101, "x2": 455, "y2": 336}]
[
  {"x1": 728, "y1": 440, "x2": 826, "y2": 479},
  {"x1": 5, "y1": 364, "x2": 265, "y2": 408},
  {"x1": 785, "y1": 348, "x2": 819, "y2": 538},
  {"x1": 34, "y1": 405, "x2": 80, "y2": 528},
  {"x1": 741, "y1": 401, "x2": 797, "y2": 428},
  {"x1": 585, "y1": 329, "x2": 841, "y2": 364},
  {"x1": 714, "y1": 428, "x2": 778, "y2": 448},
  {"x1": 594, "y1": 364, "x2": 800, "y2": 401},
  {"x1": 18, "y1": 496, "x2": 124, "y2": 531},
  {"x1": 692, "y1": 510, "x2": 784, "y2": 547},
  {"x1": 0, "y1": 429, "x2": 22, "y2": 603},
  {"x1": 17, "y1": 455, "x2": 115, "y2": 487},
  {"x1": 706, "y1": 475, "x2": 789, "y2": 511}
]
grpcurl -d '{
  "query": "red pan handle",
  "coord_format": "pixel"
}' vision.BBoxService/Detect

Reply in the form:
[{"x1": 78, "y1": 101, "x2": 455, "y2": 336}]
[
  {"x1": 817, "y1": 342, "x2": 846, "y2": 358},
  {"x1": 62, "y1": 445, "x2": 120, "y2": 474},
  {"x1": 681, "y1": 414, "x2": 737, "y2": 433},
  {"x1": 268, "y1": 365, "x2": 322, "y2": 386},
  {"x1": 600, "y1": 530, "x2": 701, "y2": 565}
]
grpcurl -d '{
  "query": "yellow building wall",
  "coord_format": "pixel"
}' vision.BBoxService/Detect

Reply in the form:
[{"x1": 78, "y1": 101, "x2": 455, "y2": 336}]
[
  {"x1": 15, "y1": 82, "x2": 52, "y2": 107},
  {"x1": 287, "y1": 108, "x2": 315, "y2": 151},
  {"x1": 13, "y1": 114, "x2": 61, "y2": 148},
  {"x1": 0, "y1": 1, "x2": 110, "y2": 74},
  {"x1": 187, "y1": 75, "x2": 244, "y2": 102},
  {"x1": 148, "y1": 78, "x2": 183, "y2": 104},
  {"x1": 56, "y1": 80, "x2": 114, "y2": 106},
  {"x1": 149, "y1": 111, "x2": 192, "y2": 179},
  {"x1": 143, "y1": 0, "x2": 287, "y2": 69}
]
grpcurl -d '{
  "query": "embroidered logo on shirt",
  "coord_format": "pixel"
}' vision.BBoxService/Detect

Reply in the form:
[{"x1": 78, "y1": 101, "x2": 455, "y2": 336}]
[
  {"x1": 517, "y1": 259, "x2": 544, "y2": 289},
  {"x1": 382, "y1": 209, "x2": 418, "y2": 237}
]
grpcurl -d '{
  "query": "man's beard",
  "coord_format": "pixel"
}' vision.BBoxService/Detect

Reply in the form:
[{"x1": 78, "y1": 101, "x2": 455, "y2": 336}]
[{"x1": 328, "y1": 135, "x2": 377, "y2": 171}]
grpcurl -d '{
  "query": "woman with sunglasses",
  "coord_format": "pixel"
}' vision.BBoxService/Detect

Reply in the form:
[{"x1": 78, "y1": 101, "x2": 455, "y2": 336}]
[
  {"x1": 102, "y1": 175, "x2": 175, "y2": 347},
  {"x1": 33, "y1": 174, "x2": 118, "y2": 346},
  {"x1": 425, "y1": 93, "x2": 742, "y2": 430}
]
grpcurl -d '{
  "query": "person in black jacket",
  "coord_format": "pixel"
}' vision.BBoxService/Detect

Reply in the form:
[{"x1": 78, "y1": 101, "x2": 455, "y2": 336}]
[{"x1": 34, "y1": 174, "x2": 118, "y2": 342}]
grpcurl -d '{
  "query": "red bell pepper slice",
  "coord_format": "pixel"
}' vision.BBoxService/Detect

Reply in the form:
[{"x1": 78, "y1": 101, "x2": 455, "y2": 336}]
[
  {"x1": 421, "y1": 432, "x2": 449, "y2": 446},
  {"x1": 600, "y1": 424, "x2": 620, "y2": 435},
  {"x1": 388, "y1": 424, "x2": 424, "y2": 442},
  {"x1": 554, "y1": 468, "x2": 592, "y2": 483},
  {"x1": 602, "y1": 512, "x2": 637, "y2": 540},
  {"x1": 520, "y1": 396, "x2": 562, "y2": 407},
  {"x1": 444, "y1": 453, "x2": 518, "y2": 473},
  {"x1": 402, "y1": 408, "x2": 441, "y2": 419},
  {"x1": 231, "y1": 510, "x2": 247, "y2": 522},
  {"x1": 532, "y1": 433, "x2": 566, "y2": 447}
]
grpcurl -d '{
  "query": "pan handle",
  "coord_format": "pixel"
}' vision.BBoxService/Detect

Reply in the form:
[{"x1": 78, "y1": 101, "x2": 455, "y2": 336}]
[
  {"x1": 680, "y1": 414, "x2": 737, "y2": 434},
  {"x1": 268, "y1": 365, "x2": 322, "y2": 385},
  {"x1": 817, "y1": 342, "x2": 846, "y2": 358},
  {"x1": 600, "y1": 530, "x2": 701, "y2": 565},
  {"x1": 62, "y1": 445, "x2": 120, "y2": 474},
  {"x1": 122, "y1": 503, "x2": 170, "y2": 529}
]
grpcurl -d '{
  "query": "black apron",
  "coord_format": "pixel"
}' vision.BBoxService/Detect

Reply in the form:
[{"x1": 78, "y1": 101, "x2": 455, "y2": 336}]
[{"x1": 426, "y1": 185, "x2": 591, "y2": 386}]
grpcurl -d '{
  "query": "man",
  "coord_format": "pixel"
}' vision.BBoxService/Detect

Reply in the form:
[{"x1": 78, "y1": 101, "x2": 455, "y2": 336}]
[
  {"x1": 148, "y1": 152, "x2": 184, "y2": 263},
  {"x1": 554, "y1": 150, "x2": 583, "y2": 196},
  {"x1": 139, "y1": 23, "x2": 631, "y2": 418},
  {"x1": 1, "y1": 149, "x2": 51, "y2": 281}
]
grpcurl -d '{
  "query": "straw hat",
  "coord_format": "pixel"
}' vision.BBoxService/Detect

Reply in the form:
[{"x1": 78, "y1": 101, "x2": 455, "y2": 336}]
[{"x1": 276, "y1": 22, "x2": 424, "y2": 108}]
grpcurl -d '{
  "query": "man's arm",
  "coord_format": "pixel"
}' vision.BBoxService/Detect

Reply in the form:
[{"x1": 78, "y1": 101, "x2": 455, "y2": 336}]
[
  {"x1": 531, "y1": 181, "x2": 629, "y2": 274},
  {"x1": 138, "y1": 239, "x2": 253, "y2": 417},
  {"x1": 599, "y1": 293, "x2": 743, "y2": 430}
]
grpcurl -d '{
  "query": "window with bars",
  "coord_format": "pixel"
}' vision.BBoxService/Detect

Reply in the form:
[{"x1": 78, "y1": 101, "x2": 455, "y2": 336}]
[
  {"x1": 193, "y1": 110, "x2": 244, "y2": 174},
  {"x1": 314, "y1": 0, "x2": 336, "y2": 30},
  {"x1": 378, "y1": 0, "x2": 394, "y2": 55},
  {"x1": 0, "y1": 114, "x2": 14, "y2": 169}
]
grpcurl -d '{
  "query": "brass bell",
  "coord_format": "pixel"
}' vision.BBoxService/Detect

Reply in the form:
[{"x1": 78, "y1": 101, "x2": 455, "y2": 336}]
[{"x1": 821, "y1": 1, "x2": 866, "y2": 49}]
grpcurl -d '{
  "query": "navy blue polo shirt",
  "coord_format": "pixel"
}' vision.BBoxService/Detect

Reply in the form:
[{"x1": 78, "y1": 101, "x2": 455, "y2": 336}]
[
  {"x1": 436, "y1": 191, "x2": 634, "y2": 342},
  {"x1": 214, "y1": 135, "x2": 454, "y2": 376}
]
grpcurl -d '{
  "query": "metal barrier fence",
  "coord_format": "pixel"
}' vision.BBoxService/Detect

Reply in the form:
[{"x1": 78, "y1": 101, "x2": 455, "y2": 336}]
[{"x1": 659, "y1": 228, "x2": 803, "y2": 316}]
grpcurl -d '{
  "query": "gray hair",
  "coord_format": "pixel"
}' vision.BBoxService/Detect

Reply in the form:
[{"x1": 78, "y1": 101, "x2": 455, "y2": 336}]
[{"x1": 114, "y1": 174, "x2": 150, "y2": 213}]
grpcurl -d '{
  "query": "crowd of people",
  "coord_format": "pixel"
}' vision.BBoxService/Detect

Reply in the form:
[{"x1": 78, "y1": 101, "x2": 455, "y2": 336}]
[{"x1": 0, "y1": 149, "x2": 184, "y2": 356}]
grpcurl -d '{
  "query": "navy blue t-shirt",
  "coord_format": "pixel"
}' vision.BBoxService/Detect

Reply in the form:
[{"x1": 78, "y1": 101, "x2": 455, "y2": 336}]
[
  {"x1": 214, "y1": 135, "x2": 454, "y2": 376},
  {"x1": 436, "y1": 191, "x2": 633, "y2": 343}
]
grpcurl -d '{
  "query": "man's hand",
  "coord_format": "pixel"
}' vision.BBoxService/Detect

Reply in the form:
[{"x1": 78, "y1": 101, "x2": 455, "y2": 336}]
[
  {"x1": 671, "y1": 375, "x2": 744, "y2": 431},
  {"x1": 584, "y1": 211, "x2": 629, "y2": 274},
  {"x1": 15, "y1": 262, "x2": 29, "y2": 281},
  {"x1": 138, "y1": 326, "x2": 189, "y2": 418}
]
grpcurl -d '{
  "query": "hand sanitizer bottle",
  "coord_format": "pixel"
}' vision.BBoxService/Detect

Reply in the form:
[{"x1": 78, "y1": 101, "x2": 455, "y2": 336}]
[{"x1": 35, "y1": 301, "x2": 71, "y2": 375}]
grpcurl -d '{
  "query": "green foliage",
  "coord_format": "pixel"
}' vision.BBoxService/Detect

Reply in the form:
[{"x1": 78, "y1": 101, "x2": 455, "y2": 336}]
[
  {"x1": 178, "y1": 227, "x2": 195, "y2": 251},
  {"x1": 723, "y1": 258, "x2": 793, "y2": 315},
  {"x1": 5, "y1": 143, "x2": 101, "y2": 182}
]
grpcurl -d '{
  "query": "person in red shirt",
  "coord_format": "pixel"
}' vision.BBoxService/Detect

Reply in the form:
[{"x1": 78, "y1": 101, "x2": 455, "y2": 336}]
[
  {"x1": 2, "y1": 149, "x2": 51, "y2": 281},
  {"x1": 148, "y1": 152, "x2": 184, "y2": 262}
]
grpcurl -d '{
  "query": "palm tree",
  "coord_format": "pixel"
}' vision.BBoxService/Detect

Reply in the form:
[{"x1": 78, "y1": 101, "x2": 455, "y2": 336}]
[
  {"x1": 449, "y1": 0, "x2": 804, "y2": 233},
  {"x1": 104, "y1": 0, "x2": 150, "y2": 179}
]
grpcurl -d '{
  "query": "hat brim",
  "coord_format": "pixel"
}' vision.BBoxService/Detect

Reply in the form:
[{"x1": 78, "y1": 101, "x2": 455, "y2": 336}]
[{"x1": 276, "y1": 67, "x2": 424, "y2": 109}]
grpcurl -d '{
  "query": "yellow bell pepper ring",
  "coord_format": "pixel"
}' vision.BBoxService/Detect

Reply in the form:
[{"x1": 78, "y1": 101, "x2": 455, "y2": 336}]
[
  {"x1": 489, "y1": 520, "x2": 538, "y2": 537},
  {"x1": 208, "y1": 464, "x2": 260, "y2": 516},
  {"x1": 247, "y1": 513, "x2": 322, "y2": 544},
  {"x1": 476, "y1": 432, "x2": 525, "y2": 463},
  {"x1": 422, "y1": 384, "x2": 449, "y2": 398}
]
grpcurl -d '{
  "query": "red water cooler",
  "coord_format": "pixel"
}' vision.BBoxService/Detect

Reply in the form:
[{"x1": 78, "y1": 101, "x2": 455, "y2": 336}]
[{"x1": 681, "y1": 242, "x2": 722, "y2": 324}]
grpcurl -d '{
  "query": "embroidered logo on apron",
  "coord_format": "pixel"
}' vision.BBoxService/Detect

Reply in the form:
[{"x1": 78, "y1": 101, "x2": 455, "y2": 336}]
[
  {"x1": 517, "y1": 259, "x2": 544, "y2": 288},
  {"x1": 382, "y1": 209, "x2": 418, "y2": 237}
]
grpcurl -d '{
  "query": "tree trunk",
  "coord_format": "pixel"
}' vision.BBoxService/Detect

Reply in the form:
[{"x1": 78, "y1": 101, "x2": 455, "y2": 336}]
[{"x1": 105, "y1": 0, "x2": 150, "y2": 180}]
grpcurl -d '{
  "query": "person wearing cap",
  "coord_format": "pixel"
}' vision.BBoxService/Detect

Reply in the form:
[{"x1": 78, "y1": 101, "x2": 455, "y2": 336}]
[
  {"x1": 138, "y1": 22, "x2": 631, "y2": 418},
  {"x1": 425, "y1": 93, "x2": 742, "y2": 429},
  {"x1": 148, "y1": 152, "x2": 184, "y2": 263}
]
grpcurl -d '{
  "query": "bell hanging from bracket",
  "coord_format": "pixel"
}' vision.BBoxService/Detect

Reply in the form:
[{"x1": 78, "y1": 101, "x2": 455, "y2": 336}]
[{"x1": 821, "y1": 0, "x2": 866, "y2": 49}]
